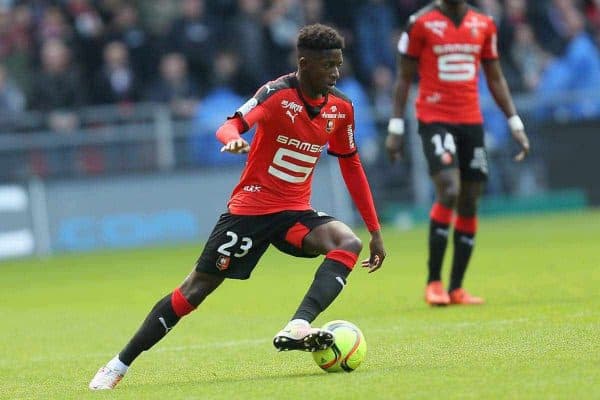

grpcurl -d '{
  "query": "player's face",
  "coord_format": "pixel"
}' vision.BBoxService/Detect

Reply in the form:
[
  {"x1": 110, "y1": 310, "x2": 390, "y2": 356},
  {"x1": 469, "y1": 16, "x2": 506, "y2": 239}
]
[{"x1": 302, "y1": 49, "x2": 343, "y2": 96}]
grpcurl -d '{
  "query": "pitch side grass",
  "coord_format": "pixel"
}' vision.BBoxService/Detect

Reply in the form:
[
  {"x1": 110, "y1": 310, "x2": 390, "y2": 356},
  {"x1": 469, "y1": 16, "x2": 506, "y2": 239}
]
[{"x1": 0, "y1": 210, "x2": 598, "y2": 399}]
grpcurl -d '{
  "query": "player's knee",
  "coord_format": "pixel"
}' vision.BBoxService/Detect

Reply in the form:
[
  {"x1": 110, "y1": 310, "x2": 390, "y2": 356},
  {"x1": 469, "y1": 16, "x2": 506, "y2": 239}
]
[
  {"x1": 438, "y1": 182, "x2": 460, "y2": 206},
  {"x1": 339, "y1": 234, "x2": 362, "y2": 255},
  {"x1": 179, "y1": 272, "x2": 224, "y2": 307}
]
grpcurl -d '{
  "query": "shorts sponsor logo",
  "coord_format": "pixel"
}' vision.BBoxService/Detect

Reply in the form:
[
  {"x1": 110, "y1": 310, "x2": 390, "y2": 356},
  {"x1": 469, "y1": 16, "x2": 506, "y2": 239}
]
[{"x1": 216, "y1": 255, "x2": 231, "y2": 271}]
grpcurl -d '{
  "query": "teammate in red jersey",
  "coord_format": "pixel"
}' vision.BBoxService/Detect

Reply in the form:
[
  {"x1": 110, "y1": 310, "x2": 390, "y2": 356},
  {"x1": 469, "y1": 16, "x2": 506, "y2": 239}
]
[
  {"x1": 385, "y1": 0, "x2": 529, "y2": 306},
  {"x1": 89, "y1": 24, "x2": 386, "y2": 390}
]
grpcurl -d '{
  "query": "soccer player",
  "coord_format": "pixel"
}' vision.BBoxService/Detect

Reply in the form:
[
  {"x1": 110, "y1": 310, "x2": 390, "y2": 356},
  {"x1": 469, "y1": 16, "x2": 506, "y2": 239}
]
[
  {"x1": 89, "y1": 24, "x2": 386, "y2": 390},
  {"x1": 385, "y1": 0, "x2": 529, "y2": 305}
]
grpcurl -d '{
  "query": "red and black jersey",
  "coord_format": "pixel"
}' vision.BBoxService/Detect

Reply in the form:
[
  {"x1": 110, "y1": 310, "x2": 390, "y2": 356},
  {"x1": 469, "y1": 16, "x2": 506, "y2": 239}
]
[
  {"x1": 398, "y1": 3, "x2": 498, "y2": 124},
  {"x1": 227, "y1": 73, "x2": 357, "y2": 215}
]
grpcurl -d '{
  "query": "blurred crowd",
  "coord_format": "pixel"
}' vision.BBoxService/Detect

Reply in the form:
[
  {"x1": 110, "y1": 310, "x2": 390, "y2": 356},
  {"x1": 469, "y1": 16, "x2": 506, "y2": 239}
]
[{"x1": 0, "y1": 0, "x2": 599, "y2": 133}]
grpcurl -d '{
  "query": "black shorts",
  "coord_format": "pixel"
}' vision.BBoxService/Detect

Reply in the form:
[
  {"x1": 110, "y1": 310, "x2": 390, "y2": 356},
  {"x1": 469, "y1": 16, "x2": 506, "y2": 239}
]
[
  {"x1": 418, "y1": 122, "x2": 488, "y2": 181},
  {"x1": 195, "y1": 210, "x2": 337, "y2": 280}
]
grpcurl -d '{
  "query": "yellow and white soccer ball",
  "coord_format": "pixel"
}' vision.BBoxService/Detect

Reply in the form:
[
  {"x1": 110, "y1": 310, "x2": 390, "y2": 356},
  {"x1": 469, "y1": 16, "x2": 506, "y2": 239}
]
[{"x1": 312, "y1": 320, "x2": 366, "y2": 372}]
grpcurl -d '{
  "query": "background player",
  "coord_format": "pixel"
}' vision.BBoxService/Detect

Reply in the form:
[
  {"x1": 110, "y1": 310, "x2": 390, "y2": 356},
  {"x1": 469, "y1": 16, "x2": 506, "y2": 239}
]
[
  {"x1": 385, "y1": 0, "x2": 529, "y2": 305},
  {"x1": 89, "y1": 23, "x2": 386, "y2": 390}
]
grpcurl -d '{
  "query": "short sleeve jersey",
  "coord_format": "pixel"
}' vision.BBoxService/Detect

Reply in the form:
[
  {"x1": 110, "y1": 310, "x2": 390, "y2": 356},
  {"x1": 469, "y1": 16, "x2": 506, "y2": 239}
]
[
  {"x1": 398, "y1": 4, "x2": 498, "y2": 124},
  {"x1": 227, "y1": 73, "x2": 357, "y2": 215}
]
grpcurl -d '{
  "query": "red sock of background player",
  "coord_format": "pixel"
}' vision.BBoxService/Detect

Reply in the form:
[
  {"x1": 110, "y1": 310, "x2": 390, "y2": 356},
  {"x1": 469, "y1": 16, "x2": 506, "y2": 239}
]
[
  {"x1": 428, "y1": 203, "x2": 454, "y2": 283},
  {"x1": 449, "y1": 215, "x2": 477, "y2": 291}
]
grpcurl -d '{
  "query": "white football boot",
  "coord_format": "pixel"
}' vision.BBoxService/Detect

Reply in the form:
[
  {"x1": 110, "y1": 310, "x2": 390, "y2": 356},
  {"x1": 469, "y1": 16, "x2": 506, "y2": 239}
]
[
  {"x1": 273, "y1": 319, "x2": 335, "y2": 352},
  {"x1": 89, "y1": 357, "x2": 128, "y2": 390}
]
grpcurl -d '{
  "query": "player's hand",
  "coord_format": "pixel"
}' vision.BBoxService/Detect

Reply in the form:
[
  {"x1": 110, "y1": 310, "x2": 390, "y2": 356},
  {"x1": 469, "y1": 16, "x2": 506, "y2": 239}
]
[
  {"x1": 361, "y1": 230, "x2": 386, "y2": 273},
  {"x1": 385, "y1": 133, "x2": 404, "y2": 163},
  {"x1": 511, "y1": 128, "x2": 530, "y2": 162},
  {"x1": 220, "y1": 138, "x2": 250, "y2": 154}
]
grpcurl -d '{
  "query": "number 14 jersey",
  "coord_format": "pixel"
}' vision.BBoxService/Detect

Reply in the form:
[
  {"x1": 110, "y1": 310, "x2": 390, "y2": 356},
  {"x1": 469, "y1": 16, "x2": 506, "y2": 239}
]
[
  {"x1": 227, "y1": 73, "x2": 357, "y2": 215},
  {"x1": 398, "y1": 4, "x2": 498, "y2": 124}
]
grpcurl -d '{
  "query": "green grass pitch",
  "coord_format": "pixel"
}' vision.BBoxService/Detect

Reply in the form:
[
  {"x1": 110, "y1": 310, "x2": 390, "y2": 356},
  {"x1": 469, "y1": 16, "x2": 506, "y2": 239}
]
[{"x1": 1, "y1": 210, "x2": 598, "y2": 399}]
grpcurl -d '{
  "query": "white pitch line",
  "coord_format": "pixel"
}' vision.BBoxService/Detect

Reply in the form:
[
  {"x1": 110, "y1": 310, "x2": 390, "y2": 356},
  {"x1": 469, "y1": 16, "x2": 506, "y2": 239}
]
[{"x1": 6, "y1": 312, "x2": 597, "y2": 367}]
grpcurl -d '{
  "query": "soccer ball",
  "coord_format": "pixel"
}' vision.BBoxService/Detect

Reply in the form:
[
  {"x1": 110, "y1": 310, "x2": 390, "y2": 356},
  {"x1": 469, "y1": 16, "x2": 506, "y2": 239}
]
[{"x1": 312, "y1": 320, "x2": 366, "y2": 372}]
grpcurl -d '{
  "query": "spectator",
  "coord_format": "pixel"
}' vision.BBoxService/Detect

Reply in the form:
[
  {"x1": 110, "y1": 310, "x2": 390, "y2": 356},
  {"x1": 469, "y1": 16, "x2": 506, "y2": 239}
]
[
  {"x1": 536, "y1": 7, "x2": 600, "y2": 120},
  {"x1": 35, "y1": 6, "x2": 73, "y2": 46},
  {"x1": 529, "y1": 0, "x2": 574, "y2": 55},
  {"x1": 584, "y1": 0, "x2": 600, "y2": 33},
  {"x1": 93, "y1": 40, "x2": 141, "y2": 105},
  {"x1": 263, "y1": 0, "x2": 304, "y2": 76},
  {"x1": 303, "y1": 0, "x2": 325, "y2": 25},
  {"x1": 0, "y1": 63, "x2": 26, "y2": 114},
  {"x1": 337, "y1": 63, "x2": 379, "y2": 165},
  {"x1": 165, "y1": 0, "x2": 217, "y2": 90},
  {"x1": 146, "y1": 52, "x2": 200, "y2": 118},
  {"x1": 370, "y1": 64, "x2": 394, "y2": 123},
  {"x1": 105, "y1": 3, "x2": 155, "y2": 84},
  {"x1": 497, "y1": 0, "x2": 529, "y2": 91},
  {"x1": 63, "y1": 0, "x2": 105, "y2": 85},
  {"x1": 136, "y1": 0, "x2": 179, "y2": 36},
  {"x1": 0, "y1": 4, "x2": 35, "y2": 94},
  {"x1": 190, "y1": 49, "x2": 247, "y2": 166},
  {"x1": 29, "y1": 38, "x2": 86, "y2": 132},
  {"x1": 225, "y1": 0, "x2": 268, "y2": 94},
  {"x1": 353, "y1": 0, "x2": 395, "y2": 84},
  {"x1": 510, "y1": 23, "x2": 550, "y2": 92}
]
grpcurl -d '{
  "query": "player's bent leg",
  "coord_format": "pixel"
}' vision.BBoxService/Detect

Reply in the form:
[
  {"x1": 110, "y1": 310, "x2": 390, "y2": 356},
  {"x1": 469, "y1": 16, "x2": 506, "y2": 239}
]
[
  {"x1": 89, "y1": 271, "x2": 224, "y2": 390},
  {"x1": 273, "y1": 222, "x2": 360, "y2": 352}
]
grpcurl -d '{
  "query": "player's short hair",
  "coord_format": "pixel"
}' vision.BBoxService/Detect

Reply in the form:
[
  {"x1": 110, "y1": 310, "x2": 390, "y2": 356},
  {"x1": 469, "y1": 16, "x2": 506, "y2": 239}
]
[{"x1": 297, "y1": 24, "x2": 344, "y2": 51}]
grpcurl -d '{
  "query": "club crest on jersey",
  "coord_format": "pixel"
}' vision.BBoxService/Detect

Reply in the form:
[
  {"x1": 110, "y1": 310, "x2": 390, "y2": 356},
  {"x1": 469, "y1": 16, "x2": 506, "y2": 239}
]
[
  {"x1": 326, "y1": 119, "x2": 334, "y2": 133},
  {"x1": 216, "y1": 255, "x2": 231, "y2": 271}
]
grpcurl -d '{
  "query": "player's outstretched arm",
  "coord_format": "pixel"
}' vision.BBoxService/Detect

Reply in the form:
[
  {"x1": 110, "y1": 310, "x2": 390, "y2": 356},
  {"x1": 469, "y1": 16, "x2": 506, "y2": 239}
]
[
  {"x1": 482, "y1": 60, "x2": 530, "y2": 162},
  {"x1": 216, "y1": 118, "x2": 250, "y2": 154},
  {"x1": 386, "y1": 56, "x2": 418, "y2": 163},
  {"x1": 338, "y1": 154, "x2": 386, "y2": 272}
]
